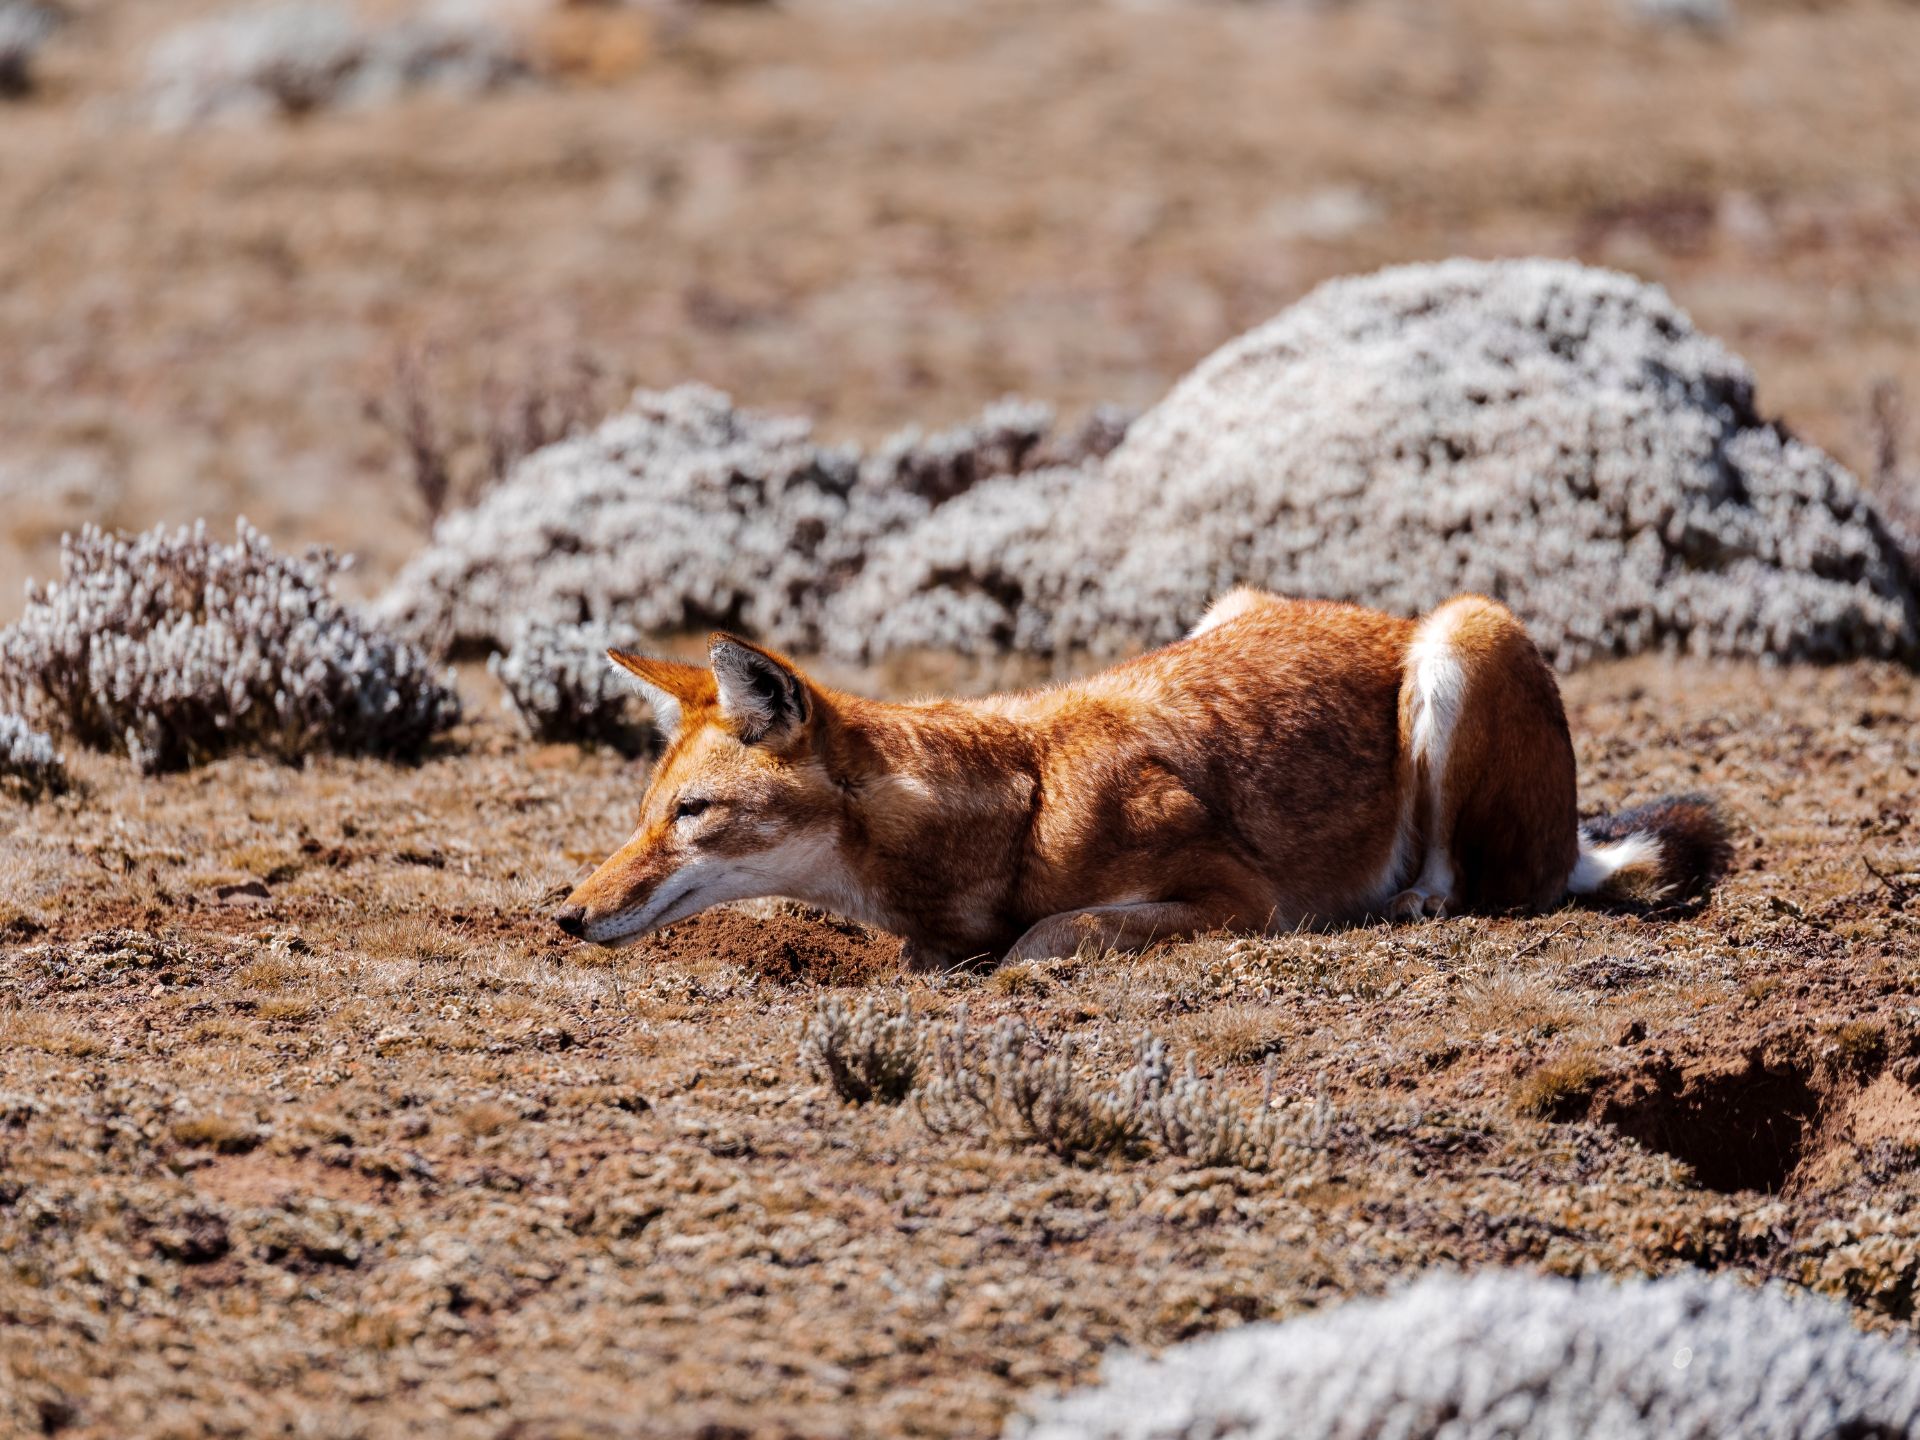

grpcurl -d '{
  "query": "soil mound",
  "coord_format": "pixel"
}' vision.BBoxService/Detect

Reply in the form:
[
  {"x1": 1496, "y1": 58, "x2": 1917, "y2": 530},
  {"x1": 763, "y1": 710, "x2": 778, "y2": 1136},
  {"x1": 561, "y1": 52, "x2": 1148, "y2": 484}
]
[{"x1": 635, "y1": 903, "x2": 902, "y2": 986}]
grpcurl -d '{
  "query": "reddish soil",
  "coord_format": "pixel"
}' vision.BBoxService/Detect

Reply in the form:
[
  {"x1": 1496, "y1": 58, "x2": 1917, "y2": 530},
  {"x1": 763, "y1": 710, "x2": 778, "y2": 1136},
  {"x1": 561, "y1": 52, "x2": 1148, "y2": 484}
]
[{"x1": 639, "y1": 904, "x2": 905, "y2": 987}]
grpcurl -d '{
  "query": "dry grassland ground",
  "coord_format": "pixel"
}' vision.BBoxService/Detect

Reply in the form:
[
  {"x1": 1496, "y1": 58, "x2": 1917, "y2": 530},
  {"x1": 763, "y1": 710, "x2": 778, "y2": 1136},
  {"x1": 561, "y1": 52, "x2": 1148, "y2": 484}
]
[
  {"x1": 3, "y1": 657, "x2": 1919, "y2": 1438},
  {"x1": 6, "y1": 1, "x2": 1920, "y2": 1435}
]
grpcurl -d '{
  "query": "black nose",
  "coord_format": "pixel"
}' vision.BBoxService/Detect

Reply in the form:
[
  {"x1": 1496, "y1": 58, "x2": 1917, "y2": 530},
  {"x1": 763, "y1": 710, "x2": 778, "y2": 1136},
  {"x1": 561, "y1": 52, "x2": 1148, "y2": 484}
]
[{"x1": 554, "y1": 906, "x2": 587, "y2": 939}]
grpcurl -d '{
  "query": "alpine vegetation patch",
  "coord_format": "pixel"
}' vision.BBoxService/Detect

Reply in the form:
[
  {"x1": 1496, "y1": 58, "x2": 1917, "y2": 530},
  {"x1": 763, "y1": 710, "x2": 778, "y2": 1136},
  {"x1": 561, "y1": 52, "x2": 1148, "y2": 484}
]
[
  {"x1": 490, "y1": 620, "x2": 651, "y2": 751},
  {"x1": 0, "y1": 521, "x2": 460, "y2": 773},
  {"x1": 1011, "y1": 1268, "x2": 1920, "y2": 1440},
  {"x1": 837, "y1": 259, "x2": 1920, "y2": 671},
  {"x1": 379, "y1": 385, "x2": 1115, "y2": 658},
  {"x1": 144, "y1": 0, "x2": 527, "y2": 129},
  {"x1": 0, "y1": 712, "x2": 68, "y2": 800},
  {"x1": 915, "y1": 1010, "x2": 1320, "y2": 1170},
  {"x1": 801, "y1": 995, "x2": 924, "y2": 1106}
]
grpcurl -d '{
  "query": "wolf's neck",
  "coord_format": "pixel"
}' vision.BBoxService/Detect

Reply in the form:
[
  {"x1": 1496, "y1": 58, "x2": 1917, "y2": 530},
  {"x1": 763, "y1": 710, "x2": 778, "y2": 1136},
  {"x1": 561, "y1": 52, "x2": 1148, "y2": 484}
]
[{"x1": 823, "y1": 698, "x2": 1043, "y2": 956}]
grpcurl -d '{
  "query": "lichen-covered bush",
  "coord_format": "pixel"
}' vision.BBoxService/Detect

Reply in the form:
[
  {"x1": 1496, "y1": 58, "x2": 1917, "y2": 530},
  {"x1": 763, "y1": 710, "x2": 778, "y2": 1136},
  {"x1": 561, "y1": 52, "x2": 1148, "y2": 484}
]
[
  {"x1": 837, "y1": 259, "x2": 1919, "y2": 671},
  {"x1": 380, "y1": 384, "x2": 872, "y2": 654},
  {"x1": 0, "y1": 521, "x2": 460, "y2": 773},
  {"x1": 917, "y1": 1012, "x2": 1151, "y2": 1162},
  {"x1": 0, "y1": 712, "x2": 68, "y2": 799},
  {"x1": 1013, "y1": 1269, "x2": 1920, "y2": 1440},
  {"x1": 801, "y1": 995, "x2": 923, "y2": 1106},
  {"x1": 825, "y1": 465, "x2": 1095, "y2": 658},
  {"x1": 1629, "y1": 0, "x2": 1731, "y2": 31},
  {"x1": 144, "y1": 1, "x2": 526, "y2": 129},
  {"x1": 861, "y1": 398, "x2": 1131, "y2": 506},
  {"x1": 0, "y1": 0, "x2": 57, "y2": 98},
  {"x1": 915, "y1": 1011, "x2": 1320, "y2": 1170},
  {"x1": 489, "y1": 620, "x2": 650, "y2": 750},
  {"x1": 380, "y1": 386, "x2": 1119, "y2": 657}
]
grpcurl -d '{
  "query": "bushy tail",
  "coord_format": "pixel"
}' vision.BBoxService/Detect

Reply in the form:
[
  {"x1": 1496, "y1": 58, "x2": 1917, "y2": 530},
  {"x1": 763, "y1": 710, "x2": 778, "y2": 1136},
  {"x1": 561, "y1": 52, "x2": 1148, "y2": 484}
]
[{"x1": 1567, "y1": 794, "x2": 1733, "y2": 904}]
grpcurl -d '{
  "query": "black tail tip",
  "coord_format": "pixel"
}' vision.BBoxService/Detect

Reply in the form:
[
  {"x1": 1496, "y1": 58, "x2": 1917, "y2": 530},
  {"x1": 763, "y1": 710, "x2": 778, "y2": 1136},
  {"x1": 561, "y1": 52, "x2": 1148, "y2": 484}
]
[{"x1": 1585, "y1": 793, "x2": 1734, "y2": 902}]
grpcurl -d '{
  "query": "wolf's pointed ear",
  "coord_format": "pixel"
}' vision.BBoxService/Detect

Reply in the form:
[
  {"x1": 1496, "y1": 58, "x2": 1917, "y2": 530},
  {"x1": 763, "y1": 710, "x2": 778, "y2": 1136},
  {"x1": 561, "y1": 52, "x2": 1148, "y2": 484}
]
[
  {"x1": 607, "y1": 651, "x2": 710, "y2": 741},
  {"x1": 709, "y1": 633, "x2": 811, "y2": 747}
]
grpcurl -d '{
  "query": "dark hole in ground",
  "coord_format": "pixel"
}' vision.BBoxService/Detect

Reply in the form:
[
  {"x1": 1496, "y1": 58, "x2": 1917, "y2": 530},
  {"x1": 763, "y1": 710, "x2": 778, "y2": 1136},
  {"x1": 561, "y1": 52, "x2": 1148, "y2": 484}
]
[{"x1": 1593, "y1": 1049, "x2": 1822, "y2": 1194}]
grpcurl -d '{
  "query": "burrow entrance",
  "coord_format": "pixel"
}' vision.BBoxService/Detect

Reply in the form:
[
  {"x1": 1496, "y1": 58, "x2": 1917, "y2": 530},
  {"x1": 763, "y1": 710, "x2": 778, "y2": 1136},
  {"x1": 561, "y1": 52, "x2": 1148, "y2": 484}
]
[{"x1": 1592, "y1": 1048, "x2": 1823, "y2": 1194}]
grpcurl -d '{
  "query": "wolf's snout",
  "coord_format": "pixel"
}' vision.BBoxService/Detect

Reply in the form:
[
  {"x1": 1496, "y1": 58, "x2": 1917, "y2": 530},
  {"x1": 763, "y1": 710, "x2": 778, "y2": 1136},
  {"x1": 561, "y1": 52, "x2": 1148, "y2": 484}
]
[{"x1": 553, "y1": 905, "x2": 588, "y2": 939}]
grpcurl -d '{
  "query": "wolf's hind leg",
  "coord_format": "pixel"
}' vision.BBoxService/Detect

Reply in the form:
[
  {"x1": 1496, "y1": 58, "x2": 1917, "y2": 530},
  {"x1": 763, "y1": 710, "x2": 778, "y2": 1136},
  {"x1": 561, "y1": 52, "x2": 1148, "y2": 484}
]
[
  {"x1": 1004, "y1": 900, "x2": 1244, "y2": 962},
  {"x1": 1391, "y1": 594, "x2": 1579, "y2": 919}
]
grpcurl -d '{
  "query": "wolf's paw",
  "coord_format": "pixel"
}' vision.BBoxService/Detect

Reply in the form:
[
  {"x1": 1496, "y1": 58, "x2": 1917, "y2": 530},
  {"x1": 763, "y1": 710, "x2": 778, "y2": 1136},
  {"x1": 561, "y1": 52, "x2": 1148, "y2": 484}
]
[
  {"x1": 1388, "y1": 887, "x2": 1451, "y2": 921},
  {"x1": 1004, "y1": 917, "x2": 1088, "y2": 963}
]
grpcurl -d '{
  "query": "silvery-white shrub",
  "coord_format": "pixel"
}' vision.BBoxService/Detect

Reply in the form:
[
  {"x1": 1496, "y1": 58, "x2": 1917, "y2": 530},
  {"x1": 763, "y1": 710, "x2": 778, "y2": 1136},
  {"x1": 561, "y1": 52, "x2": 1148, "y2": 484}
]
[
  {"x1": 144, "y1": 0, "x2": 525, "y2": 129},
  {"x1": 835, "y1": 259, "x2": 1919, "y2": 672},
  {"x1": 379, "y1": 385, "x2": 1108, "y2": 658},
  {"x1": 489, "y1": 620, "x2": 650, "y2": 750},
  {"x1": 826, "y1": 464, "x2": 1095, "y2": 658},
  {"x1": 915, "y1": 1011, "x2": 1317, "y2": 1170},
  {"x1": 1629, "y1": 0, "x2": 1732, "y2": 32},
  {"x1": 0, "y1": 521, "x2": 460, "y2": 773},
  {"x1": 801, "y1": 995, "x2": 923, "y2": 1106},
  {"x1": 0, "y1": 712, "x2": 67, "y2": 799},
  {"x1": 0, "y1": 0, "x2": 57, "y2": 98},
  {"x1": 1013, "y1": 1268, "x2": 1920, "y2": 1440},
  {"x1": 859, "y1": 398, "x2": 1130, "y2": 506}
]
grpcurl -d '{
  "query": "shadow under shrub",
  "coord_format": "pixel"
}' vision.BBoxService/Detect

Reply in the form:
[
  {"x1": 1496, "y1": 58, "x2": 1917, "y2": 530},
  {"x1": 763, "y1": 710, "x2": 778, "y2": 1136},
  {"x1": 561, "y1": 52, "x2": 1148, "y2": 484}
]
[{"x1": 0, "y1": 521, "x2": 460, "y2": 773}]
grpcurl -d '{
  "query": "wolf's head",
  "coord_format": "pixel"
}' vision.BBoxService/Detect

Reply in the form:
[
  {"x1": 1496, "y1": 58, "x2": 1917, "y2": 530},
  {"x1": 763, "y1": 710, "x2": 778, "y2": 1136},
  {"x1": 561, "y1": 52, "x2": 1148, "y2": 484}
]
[{"x1": 553, "y1": 634, "x2": 851, "y2": 946}]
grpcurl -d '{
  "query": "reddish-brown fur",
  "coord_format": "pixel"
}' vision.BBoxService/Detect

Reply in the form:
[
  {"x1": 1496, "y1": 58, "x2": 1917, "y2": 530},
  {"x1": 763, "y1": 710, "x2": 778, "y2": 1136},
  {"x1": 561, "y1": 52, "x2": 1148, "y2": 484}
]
[{"x1": 554, "y1": 589, "x2": 1722, "y2": 963}]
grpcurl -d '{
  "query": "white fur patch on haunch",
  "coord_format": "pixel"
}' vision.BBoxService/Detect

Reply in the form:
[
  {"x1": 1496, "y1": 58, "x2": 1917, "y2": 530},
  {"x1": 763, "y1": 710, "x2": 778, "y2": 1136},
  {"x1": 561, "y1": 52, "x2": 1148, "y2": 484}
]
[
  {"x1": 1393, "y1": 607, "x2": 1469, "y2": 912},
  {"x1": 1567, "y1": 829, "x2": 1665, "y2": 896},
  {"x1": 1188, "y1": 587, "x2": 1264, "y2": 638}
]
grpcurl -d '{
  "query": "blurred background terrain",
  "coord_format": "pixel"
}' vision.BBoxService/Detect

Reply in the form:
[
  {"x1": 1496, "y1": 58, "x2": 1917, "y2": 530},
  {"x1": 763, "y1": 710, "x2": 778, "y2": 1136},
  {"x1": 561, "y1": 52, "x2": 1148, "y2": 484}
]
[{"x1": 3, "y1": 0, "x2": 1918, "y2": 608}]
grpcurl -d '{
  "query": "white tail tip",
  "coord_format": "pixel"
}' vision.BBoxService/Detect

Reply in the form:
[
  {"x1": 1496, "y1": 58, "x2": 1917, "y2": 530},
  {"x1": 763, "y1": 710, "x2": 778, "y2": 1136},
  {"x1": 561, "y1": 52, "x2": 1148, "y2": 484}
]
[{"x1": 1568, "y1": 829, "x2": 1664, "y2": 896}]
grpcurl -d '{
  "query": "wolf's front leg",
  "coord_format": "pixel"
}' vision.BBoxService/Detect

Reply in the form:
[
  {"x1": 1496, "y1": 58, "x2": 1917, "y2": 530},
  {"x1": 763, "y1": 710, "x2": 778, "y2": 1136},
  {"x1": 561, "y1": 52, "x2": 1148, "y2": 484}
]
[{"x1": 1004, "y1": 901, "x2": 1242, "y2": 962}]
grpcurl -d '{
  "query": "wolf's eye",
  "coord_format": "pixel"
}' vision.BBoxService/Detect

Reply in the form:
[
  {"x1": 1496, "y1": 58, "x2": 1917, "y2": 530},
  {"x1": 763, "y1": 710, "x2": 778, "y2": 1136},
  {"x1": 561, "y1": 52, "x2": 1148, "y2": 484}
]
[{"x1": 674, "y1": 797, "x2": 712, "y2": 822}]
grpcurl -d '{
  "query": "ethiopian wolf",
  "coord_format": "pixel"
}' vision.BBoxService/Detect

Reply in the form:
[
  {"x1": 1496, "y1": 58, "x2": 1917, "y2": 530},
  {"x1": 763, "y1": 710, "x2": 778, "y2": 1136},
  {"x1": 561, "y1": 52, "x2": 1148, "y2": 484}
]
[{"x1": 553, "y1": 589, "x2": 1730, "y2": 967}]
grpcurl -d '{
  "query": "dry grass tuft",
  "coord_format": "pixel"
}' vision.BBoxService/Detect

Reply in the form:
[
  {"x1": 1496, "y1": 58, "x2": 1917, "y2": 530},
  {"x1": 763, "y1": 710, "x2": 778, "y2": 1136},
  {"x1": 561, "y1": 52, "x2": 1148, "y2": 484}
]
[
  {"x1": 171, "y1": 1113, "x2": 265, "y2": 1154},
  {"x1": 986, "y1": 960, "x2": 1052, "y2": 999},
  {"x1": 1184, "y1": 1002, "x2": 1290, "y2": 1066},
  {"x1": 456, "y1": 1101, "x2": 519, "y2": 1138},
  {"x1": 0, "y1": 1011, "x2": 108, "y2": 1057},
  {"x1": 1514, "y1": 1052, "x2": 1610, "y2": 1121},
  {"x1": 256, "y1": 995, "x2": 317, "y2": 1023},
  {"x1": 1458, "y1": 966, "x2": 1588, "y2": 1043}
]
